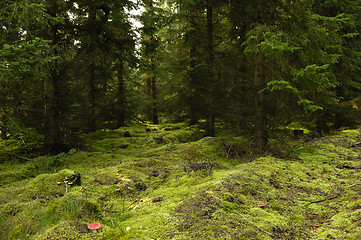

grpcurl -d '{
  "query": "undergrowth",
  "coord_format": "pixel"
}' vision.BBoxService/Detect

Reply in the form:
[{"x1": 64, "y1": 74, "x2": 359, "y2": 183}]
[{"x1": 1, "y1": 123, "x2": 361, "y2": 239}]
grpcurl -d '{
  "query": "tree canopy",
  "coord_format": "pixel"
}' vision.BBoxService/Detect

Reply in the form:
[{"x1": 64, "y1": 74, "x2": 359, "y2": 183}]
[{"x1": 1, "y1": 0, "x2": 361, "y2": 154}]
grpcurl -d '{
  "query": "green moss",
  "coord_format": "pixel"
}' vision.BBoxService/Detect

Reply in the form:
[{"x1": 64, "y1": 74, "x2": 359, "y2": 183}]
[
  {"x1": 36, "y1": 220, "x2": 84, "y2": 240},
  {"x1": 2, "y1": 124, "x2": 361, "y2": 239}
]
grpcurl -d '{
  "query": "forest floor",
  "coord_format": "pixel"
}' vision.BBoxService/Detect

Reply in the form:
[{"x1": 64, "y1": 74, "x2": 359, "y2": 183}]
[{"x1": 1, "y1": 123, "x2": 361, "y2": 239}]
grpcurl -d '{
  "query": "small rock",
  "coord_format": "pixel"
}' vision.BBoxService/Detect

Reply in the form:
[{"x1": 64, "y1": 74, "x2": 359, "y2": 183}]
[{"x1": 153, "y1": 136, "x2": 163, "y2": 144}]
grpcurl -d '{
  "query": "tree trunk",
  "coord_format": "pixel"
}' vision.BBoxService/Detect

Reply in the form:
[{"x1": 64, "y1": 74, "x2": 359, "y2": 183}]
[
  {"x1": 117, "y1": 61, "x2": 125, "y2": 127},
  {"x1": 151, "y1": 74, "x2": 158, "y2": 124},
  {"x1": 86, "y1": 6, "x2": 97, "y2": 132},
  {"x1": 205, "y1": 1, "x2": 215, "y2": 137},
  {"x1": 86, "y1": 63, "x2": 96, "y2": 132},
  {"x1": 189, "y1": 47, "x2": 198, "y2": 125},
  {"x1": 44, "y1": 73, "x2": 59, "y2": 153},
  {"x1": 252, "y1": 0, "x2": 268, "y2": 153},
  {"x1": 316, "y1": 110, "x2": 329, "y2": 136},
  {"x1": 253, "y1": 36, "x2": 268, "y2": 153},
  {"x1": 44, "y1": 0, "x2": 60, "y2": 154},
  {"x1": 144, "y1": 0, "x2": 159, "y2": 125}
]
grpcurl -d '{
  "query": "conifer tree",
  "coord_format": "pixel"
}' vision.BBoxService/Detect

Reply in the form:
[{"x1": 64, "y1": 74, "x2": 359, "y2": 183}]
[
  {"x1": 0, "y1": 0, "x2": 69, "y2": 152},
  {"x1": 139, "y1": 0, "x2": 168, "y2": 124}
]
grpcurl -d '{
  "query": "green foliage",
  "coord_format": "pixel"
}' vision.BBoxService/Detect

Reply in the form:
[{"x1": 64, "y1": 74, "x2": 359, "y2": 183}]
[
  {"x1": 297, "y1": 99, "x2": 323, "y2": 112},
  {"x1": 266, "y1": 80, "x2": 300, "y2": 94},
  {"x1": 242, "y1": 25, "x2": 299, "y2": 56}
]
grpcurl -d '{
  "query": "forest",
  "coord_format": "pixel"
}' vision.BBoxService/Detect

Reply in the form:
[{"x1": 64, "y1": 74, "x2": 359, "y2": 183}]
[
  {"x1": 2, "y1": 0, "x2": 361, "y2": 239},
  {"x1": 1, "y1": 0, "x2": 361, "y2": 155}
]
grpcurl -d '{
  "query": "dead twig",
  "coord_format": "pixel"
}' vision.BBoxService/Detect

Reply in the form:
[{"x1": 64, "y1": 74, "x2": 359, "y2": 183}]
[
  {"x1": 64, "y1": 180, "x2": 68, "y2": 194},
  {"x1": 298, "y1": 229, "x2": 309, "y2": 236},
  {"x1": 306, "y1": 194, "x2": 341, "y2": 205},
  {"x1": 101, "y1": 209, "x2": 120, "y2": 214},
  {"x1": 349, "y1": 183, "x2": 361, "y2": 188},
  {"x1": 233, "y1": 210, "x2": 273, "y2": 237}
]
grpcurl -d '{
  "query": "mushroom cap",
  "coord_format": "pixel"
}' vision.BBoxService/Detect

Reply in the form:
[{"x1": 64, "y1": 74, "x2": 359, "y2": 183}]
[{"x1": 88, "y1": 222, "x2": 101, "y2": 230}]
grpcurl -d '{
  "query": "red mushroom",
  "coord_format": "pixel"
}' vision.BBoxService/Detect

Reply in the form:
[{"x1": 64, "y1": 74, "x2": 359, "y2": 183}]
[{"x1": 88, "y1": 222, "x2": 101, "y2": 233}]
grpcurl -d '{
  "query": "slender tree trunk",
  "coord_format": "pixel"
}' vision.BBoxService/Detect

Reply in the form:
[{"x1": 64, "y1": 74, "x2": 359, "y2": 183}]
[
  {"x1": 253, "y1": 37, "x2": 268, "y2": 153},
  {"x1": 86, "y1": 63, "x2": 96, "y2": 132},
  {"x1": 151, "y1": 73, "x2": 158, "y2": 124},
  {"x1": 117, "y1": 61, "x2": 125, "y2": 127},
  {"x1": 252, "y1": 0, "x2": 268, "y2": 153},
  {"x1": 86, "y1": 6, "x2": 97, "y2": 132},
  {"x1": 316, "y1": 110, "x2": 329, "y2": 136},
  {"x1": 205, "y1": 1, "x2": 215, "y2": 136},
  {"x1": 44, "y1": 72, "x2": 59, "y2": 153},
  {"x1": 148, "y1": 51, "x2": 158, "y2": 124},
  {"x1": 143, "y1": 0, "x2": 159, "y2": 125},
  {"x1": 44, "y1": 0, "x2": 59, "y2": 153},
  {"x1": 189, "y1": 47, "x2": 198, "y2": 125}
]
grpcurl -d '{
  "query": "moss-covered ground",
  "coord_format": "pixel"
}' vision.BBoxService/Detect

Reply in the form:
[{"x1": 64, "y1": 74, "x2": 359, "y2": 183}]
[{"x1": 1, "y1": 123, "x2": 361, "y2": 239}]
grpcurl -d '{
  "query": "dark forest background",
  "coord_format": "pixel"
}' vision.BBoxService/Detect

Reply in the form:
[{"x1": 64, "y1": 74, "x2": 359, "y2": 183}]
[{"x1": 1, "y1": 0, "x2": 361, "y2": 155}]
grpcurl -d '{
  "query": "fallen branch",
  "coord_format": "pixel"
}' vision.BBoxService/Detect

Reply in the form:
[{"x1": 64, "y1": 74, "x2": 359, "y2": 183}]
[
  {"x1": 233, "y1": 210, "x2": 273, "y2": 236},
  {"x1": 349, "y1": 183, "x2": 361, "y2": 188},
  {"x1": 348, "y1": 142, "x2": 361, "y2": 148},
  {"x1": 307, "y1": 194, "x2": 341, "y2": 205},
  {"x1": 101, "y1": 209, "x2": 120, "y2": 213},
  {"x1": 335, "y1": 164, "x2": 361, "y2": 170}
]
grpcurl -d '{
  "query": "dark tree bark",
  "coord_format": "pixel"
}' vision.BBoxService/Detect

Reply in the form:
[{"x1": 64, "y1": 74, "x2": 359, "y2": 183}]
[
  {"x1": 117, "y1": 61, "x2": 125, "y2": 127},
  {"x1": 205, "y1": 1, "x2": 215, "y2": 137},
  {"x1": 151, "y1": 71, "x2": 158, "y2": 125},
  {"x1": 145, "y1": 0, "x2": 158, "y2": 125},
  {"x1": 44, "y1": 0, "x2": 60, "y2": 153},
  {"x1": 253, "y1": 46, "x2": 268, "y2": 153},
  {"x1": 316, "y1": 110, "x2": 329, "y2": 136},
  {"x1": 253, "y1": 0, "x2": 268, "y2": 153},
  {"x1": 86, "y1": 63, "x2": 96, "y2": 132},
  {"x1": 85, "y1": 5, "x2": 97, "y2": 132},
  {"x1": 189, "y1": 47, "x2": 198, "y2": 125}
]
